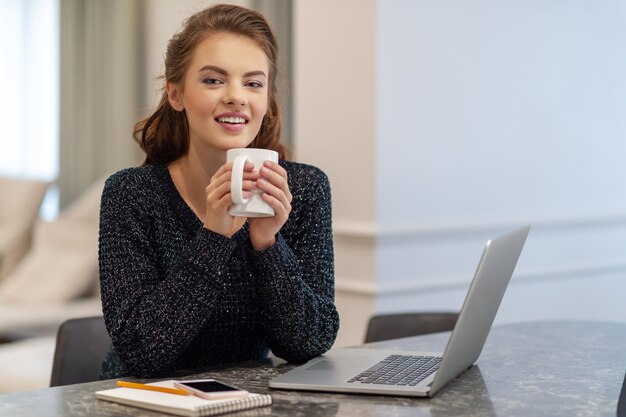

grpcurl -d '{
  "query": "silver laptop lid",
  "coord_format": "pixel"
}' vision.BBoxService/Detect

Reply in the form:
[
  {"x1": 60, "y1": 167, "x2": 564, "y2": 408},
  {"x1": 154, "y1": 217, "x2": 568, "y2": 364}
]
[{"x1": 429, "y1": 225, "x2": 530, "y2": 396}]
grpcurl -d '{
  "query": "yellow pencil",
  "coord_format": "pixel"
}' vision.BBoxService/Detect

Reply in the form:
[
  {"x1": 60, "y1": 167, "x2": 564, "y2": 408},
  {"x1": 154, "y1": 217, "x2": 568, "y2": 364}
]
[{"x1": 116, "y1": 381, "x2": 190, "y2": 396}]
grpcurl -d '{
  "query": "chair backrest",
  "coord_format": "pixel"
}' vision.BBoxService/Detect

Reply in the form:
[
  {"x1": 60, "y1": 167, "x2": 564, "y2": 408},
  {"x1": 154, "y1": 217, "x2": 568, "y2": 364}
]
[
  {"x1": 50, "y1": 316, "x2": 111, "y2": 387},
  {"x1": 364, "y1": 312, "x2": 459, "y2": 343}
]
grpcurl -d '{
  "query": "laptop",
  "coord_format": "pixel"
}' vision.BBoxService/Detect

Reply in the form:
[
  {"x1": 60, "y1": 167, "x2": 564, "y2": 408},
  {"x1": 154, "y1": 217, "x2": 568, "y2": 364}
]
[{"x1": 269, "y1": 225, "x2": 530, "y2": 397}]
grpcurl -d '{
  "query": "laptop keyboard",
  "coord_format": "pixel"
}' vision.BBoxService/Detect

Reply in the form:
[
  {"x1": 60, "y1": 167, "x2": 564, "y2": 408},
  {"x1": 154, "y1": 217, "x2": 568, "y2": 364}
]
[{"x1": 347, "y1": 355, "x2": 441, "y2": 386}]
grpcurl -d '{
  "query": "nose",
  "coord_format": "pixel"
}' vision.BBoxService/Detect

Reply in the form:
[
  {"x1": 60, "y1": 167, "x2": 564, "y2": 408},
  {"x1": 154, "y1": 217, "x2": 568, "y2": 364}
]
[{"x1": 223, "y1": 84, "x2": 246, "y2": 107}]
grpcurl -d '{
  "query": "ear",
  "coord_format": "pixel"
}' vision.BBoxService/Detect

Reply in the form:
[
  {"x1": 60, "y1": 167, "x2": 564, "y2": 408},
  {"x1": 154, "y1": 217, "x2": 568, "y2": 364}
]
[{"x1": 166, "y1": 81, "x2": 184, "y2": 111}]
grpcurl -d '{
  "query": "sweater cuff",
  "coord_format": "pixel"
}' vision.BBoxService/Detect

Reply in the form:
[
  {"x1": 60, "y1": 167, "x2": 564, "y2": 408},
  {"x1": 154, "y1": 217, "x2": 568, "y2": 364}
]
[
  {"x1": 247, "y1": 234, "x2": 300, "y2": 290},
  {"x1": 249, "y1": 232, "x2": 290, "y2": 261},
  {"x1": 183, "y1": 227, "x2": 237, "y2": 274}
]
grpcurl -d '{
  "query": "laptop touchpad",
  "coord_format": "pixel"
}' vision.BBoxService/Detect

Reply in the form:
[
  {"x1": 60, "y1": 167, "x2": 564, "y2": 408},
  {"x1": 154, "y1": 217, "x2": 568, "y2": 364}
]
[{"x1": 305, "y1": 360, "x2": 336, "y2": 371}]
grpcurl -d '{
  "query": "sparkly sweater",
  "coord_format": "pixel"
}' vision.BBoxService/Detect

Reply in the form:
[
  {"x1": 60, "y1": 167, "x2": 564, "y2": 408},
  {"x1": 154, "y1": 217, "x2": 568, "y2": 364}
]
[{"x1": 98, "y1": 161, "x2": 339, "y2": 378}]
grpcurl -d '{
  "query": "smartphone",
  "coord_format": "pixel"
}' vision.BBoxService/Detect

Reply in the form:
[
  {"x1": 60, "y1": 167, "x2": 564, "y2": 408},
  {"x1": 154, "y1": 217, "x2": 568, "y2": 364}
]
[{"x1": 173, "y1": 379, "x2": 249, "y2": 400}]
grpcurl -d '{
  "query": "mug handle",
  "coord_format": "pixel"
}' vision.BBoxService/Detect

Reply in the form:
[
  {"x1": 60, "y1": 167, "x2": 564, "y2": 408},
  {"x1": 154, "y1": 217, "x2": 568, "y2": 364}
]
[{"x1": 231, "y1": 155, "x2": 251, "y2": 205}]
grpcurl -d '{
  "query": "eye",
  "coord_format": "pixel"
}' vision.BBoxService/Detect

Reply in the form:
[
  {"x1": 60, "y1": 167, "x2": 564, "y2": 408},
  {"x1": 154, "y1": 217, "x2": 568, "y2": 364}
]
[
  {"x1": 245, "y1": 80, "x2": 265, "y2": 89},
  {"x1": 202, "y1": 77, "x2": 222, "y2": 85}
]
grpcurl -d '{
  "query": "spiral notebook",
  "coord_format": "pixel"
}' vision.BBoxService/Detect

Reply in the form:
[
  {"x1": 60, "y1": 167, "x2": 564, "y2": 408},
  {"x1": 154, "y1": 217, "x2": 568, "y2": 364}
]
[{"x1": 96, "y1": 380, "x2": 272, "y2": 417}]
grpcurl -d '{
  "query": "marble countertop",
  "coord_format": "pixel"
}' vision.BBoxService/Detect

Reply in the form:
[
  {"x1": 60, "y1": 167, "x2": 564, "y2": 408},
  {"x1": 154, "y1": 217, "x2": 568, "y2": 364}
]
[{"x1": 1, "y1": 321, "x2": 625, "y2": 417}]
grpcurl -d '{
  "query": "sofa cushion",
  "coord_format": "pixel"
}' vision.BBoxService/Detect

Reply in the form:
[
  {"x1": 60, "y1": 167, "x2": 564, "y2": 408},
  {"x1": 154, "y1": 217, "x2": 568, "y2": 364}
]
[
  {"x1": 0, "y1": 218, "x2": 98, "y2": 303},
  {"x1": 0, "y1": 336, "x2": 56, "y2": 393},
  {"x1": 0, "y1": 177, "x2": 104, "y2": 303},
  {"x1": 0, "y1": 177, "x2": 49, "y2": 280},
  {"x1": 0, "y1": 298, "x2": 102, "y2": 337}
]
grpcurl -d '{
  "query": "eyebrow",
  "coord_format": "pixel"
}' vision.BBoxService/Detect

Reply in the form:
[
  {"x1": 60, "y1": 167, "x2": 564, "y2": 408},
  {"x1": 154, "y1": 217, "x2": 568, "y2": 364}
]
[{"x1": 198, "y1": 65, "x2": 267, "y2": 78}]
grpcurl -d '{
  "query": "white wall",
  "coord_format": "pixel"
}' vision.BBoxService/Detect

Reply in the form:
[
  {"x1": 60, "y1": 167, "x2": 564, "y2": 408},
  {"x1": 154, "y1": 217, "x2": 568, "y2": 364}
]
[
  {"x1": 377, "y1": 0, "x2": 626, "y2": 224},
  {"x1": 293, "y1": 0, "x2": 379, "y2": 345},
  {"x1": 376, "y1": 0, "x2": 626, "y2": 320},
  {"x1": 295, "y1": 0, "x2": 626, "y2": 346}
]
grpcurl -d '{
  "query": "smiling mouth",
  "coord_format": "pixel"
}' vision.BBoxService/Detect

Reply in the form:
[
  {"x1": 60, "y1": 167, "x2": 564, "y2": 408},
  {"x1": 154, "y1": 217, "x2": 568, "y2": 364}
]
[{"x1": 216, "y1": 116, "x2": 248, "y2": 124}]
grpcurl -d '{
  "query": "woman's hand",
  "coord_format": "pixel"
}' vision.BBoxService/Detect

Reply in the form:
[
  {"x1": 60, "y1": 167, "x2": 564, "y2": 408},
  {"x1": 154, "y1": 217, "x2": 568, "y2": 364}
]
[
  {"x1": 203, "y1": 161, "x2": 257, "y2": 238},
  {"x1": 248, "y1": 161, "x2": 292, "y2": 251}
]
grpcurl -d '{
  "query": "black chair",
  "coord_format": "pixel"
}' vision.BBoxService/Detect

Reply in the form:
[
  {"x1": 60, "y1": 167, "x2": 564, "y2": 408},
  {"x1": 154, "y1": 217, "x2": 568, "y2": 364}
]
[
  {"x1": 364, "y1": 312, "x2": 459, "y2": 343},
  {"x1": 50, "y1": 316, "x2": 112, "y2": 387}
]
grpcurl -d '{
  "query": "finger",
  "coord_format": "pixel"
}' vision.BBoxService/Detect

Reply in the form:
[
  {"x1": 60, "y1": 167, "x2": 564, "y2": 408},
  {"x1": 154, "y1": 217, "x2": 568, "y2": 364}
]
[
  {"x1": 208, "y1": 176, "x2": 256, "y2": 208},
  {"x1": 206, "y1": 189, "x2": 231, "y2": 214},
  {"x1": 208, "y1": 179, "x2": 245, "y2": 208},
  {"x1": 209, "y1": 187, "x2": 252, "y2": 213},
  {"x1": 243, "y1": 160, "x2": 255, "y2": 171},
  {"x1": 260, "y1": 164, "x2": 290, "y2": 195},
  {"x1": 206, "y1": 174, "x2": 230, "y2": 196},
  {"x1": 207, "y1": 165, "x2": 234, "y2": 193},
  {"x1": 218, "y1": 190, "x2": 252, "y2": 206},
  {"x1": 263, "y1": 160, "x2": 288, "y2": 178},
  {"x1": 242, "y1": 171, "x2": 261, "y2": 181},
  {"x1": 210, "y1": 160, "x2": 254, "y2": 183},
  {"x1": 207, "y1": 160, "x2": 251, "y2": 192},
  {"x1": 241, "y1": 179, "x2": 258, "y2": 191},
  {"x1": 211, "y1": 161, "x2": 234, "y2": 179},
  {"x1": 260, "y1": 191, "x2": 291, "y2": 218},
  {"x1": 257, "y1": 178, "x2": 291, "y2": 210},
  {"x1": 207, "y1": 182, "x2": 233, "y2": 210},
  {"x1": 261, "y1": 161, "x2": 291, "y2": 200}
]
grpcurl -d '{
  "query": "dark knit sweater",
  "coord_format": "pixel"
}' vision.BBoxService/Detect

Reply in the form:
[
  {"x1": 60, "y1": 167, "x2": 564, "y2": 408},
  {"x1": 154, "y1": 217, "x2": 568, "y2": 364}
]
[{"x1": 98, "y1": 161, "x2": 339, "y2": 378}]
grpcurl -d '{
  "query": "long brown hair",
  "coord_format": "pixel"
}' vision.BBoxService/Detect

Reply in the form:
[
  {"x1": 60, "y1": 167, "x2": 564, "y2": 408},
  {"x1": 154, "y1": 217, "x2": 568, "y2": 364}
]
[{"x1": 134, "y1": 4, "x2": 288, "y2": 165}]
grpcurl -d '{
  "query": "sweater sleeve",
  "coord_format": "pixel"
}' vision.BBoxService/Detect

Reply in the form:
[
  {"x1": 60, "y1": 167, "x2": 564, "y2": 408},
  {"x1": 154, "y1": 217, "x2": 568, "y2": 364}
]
[
  {"x1": 98, "y1": 172, "x2": 235, "y2": 376},
  {"x1": 246, "y1": 167, "x2": 340, "y2": 363}
]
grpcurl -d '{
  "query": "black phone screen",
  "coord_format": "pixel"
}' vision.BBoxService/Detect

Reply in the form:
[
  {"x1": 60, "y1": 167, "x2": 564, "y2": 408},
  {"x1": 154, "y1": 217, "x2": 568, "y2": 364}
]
[{"x1": 182, "y1": 381, "x2": 240, "y2": 393}]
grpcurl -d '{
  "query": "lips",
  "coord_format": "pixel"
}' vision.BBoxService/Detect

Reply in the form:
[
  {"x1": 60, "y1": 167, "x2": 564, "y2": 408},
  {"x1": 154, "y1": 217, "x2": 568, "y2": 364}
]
[
  {"x1": 215, "y1": 112, "x2": 249, "y2": 132},
  {"x1": 216, "y1": 116, "x2": 247, "y2": 124},
  {"x1": 215, "y1": 112, "x2": 249, "y2": 124}
]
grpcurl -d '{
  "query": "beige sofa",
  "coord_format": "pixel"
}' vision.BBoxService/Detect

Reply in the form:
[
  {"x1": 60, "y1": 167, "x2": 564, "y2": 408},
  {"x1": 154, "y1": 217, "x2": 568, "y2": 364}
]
[
  {"x1": 0, "y1": 178, "x2": 103, "y2": 316},
  {"x1": 0, "y1": 177, "x2": 49, "y2": 281},
  {"x1": 0, "y1": 177, "x2": 105, "y2": 392}
]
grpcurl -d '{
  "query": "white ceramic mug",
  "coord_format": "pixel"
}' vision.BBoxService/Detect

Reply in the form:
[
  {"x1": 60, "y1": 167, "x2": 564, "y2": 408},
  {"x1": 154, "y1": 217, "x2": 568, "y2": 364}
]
[{"x1": 227, "y1": 148, "x2": 279, "y2": 218}]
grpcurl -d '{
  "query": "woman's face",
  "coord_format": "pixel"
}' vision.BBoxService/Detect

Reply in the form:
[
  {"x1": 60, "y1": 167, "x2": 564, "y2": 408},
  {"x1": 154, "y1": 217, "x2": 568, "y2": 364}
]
[{"x1": 168, "y1": 33, "x2": 270, "y2": 154}]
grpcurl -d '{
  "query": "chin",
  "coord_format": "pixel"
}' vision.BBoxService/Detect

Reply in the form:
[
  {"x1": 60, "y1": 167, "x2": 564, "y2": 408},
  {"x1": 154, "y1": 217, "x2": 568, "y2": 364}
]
[{"x1": 227, "y1": 138, "x2": 257, "y2": 149}]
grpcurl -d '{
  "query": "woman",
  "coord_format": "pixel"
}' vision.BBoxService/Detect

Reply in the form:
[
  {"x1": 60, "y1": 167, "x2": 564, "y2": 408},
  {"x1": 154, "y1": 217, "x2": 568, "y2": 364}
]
[{"x1": 99, "y1": 4, "x2": 339, "y2": 378}]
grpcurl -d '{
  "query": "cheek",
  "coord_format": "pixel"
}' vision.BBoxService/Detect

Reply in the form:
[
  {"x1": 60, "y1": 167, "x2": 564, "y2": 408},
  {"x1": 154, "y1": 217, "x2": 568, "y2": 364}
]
[
  {"x1": 255, "y1": 95, "x2": 269, "y2": 119},
  {"x1": 186, "y1": 91, "x2": 217, "y2": 115},
  {"x1": 251, "y1": 98, "x2": 268, "y2": 133}
]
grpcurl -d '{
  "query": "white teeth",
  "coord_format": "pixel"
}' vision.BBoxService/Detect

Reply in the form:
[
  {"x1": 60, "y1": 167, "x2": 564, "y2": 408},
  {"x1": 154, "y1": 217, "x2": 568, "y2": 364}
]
[{"x1": 217, "y1": 116, "x2": 246, "y2": 124}]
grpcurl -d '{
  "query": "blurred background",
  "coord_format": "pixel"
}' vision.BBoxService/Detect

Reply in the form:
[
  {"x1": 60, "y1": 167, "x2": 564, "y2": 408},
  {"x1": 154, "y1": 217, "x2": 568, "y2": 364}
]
[{"x1": 1, "y1": 0, "x2": 625, "y2": 393}]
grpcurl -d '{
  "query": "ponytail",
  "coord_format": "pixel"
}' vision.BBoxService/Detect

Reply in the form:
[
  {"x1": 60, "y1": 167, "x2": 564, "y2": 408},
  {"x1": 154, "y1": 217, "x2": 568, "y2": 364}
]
[{"x1": 133, "y1": 94, "x2": 189, "y2": 165}]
